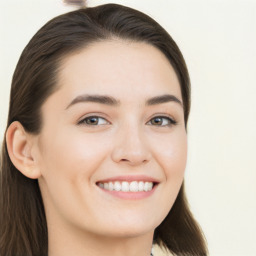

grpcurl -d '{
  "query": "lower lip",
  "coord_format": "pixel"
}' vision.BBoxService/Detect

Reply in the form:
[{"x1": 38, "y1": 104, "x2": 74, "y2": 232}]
[{"x1": 97, "y1": 185, "x2": 158, "y2": 200}]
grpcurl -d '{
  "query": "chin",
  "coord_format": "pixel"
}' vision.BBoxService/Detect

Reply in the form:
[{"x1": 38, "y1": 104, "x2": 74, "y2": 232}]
[
  {"x1": 102, "y1": 227, "x2": 154, "y2": 239},
  {"x1": 94, "y1": 216, "x2": 158, "y2": 239}
]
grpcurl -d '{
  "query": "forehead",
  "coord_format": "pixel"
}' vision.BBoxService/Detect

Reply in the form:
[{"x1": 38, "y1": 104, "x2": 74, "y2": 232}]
[{"x1": 55, "y1": 39, "x2": 182, "y2": 104}]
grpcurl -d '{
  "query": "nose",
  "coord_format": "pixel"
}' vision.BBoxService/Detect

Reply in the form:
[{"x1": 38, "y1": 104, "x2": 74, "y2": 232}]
[{"x1": 111, "y1": 124, "x2": 151, "y2": 166}]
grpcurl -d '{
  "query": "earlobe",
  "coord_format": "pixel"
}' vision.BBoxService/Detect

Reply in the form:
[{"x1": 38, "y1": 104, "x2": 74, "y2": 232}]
[{"x1": 6, "y1": 121, "x2": 41, "y2": 179}]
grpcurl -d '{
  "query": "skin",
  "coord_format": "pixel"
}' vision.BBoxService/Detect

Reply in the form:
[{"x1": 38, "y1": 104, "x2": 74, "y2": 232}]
[{"x1": 7, "y1": 40, "x2": 187, "y2": 256}]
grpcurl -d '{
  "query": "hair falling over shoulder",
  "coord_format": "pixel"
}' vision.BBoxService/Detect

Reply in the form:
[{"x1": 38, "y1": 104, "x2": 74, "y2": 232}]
[{"x1": 0, "y1": 3, "x2": 208, "y2": 256}]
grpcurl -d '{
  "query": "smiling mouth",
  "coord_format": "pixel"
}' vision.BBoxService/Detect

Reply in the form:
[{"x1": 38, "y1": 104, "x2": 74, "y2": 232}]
[{"x1": 96, "y1": 181, "x2": 158, "y2": 192}]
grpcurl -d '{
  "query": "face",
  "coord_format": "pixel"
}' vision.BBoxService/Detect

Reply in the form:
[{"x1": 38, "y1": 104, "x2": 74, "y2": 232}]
[{"x1": 34, "y1": 40, "x2": 187, "y2": 239}]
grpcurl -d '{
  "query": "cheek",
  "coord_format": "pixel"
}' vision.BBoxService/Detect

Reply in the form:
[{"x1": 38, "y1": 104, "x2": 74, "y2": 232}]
[
  {"x1": 152, "y1": 129, "x2": 187, "y2": 179},
  {"x1": 37, "y1": 130, "x2": 113, "y2": 220},
  {"x1": 37, "y1": 129, "x2": 112, "y2": 183},
  {"x1": 148, "y1": 129, "x2": 187, "y2": 222}
]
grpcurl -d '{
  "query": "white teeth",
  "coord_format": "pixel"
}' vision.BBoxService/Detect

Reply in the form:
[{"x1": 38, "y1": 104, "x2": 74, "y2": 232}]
[
  {"x1": 98, "y1": 181, "x2": 154, "y2": 192},
  {"x1": 144, "y1": 181, "x2": 153, "y2": 191},
  {"x1": 121, "y1": 181, "x2": 129, "y2": 192},
  {"x1": 114, "y1": 181, "x2": 121, "y2": 191},
  {"x1": 144, "y1": 182, "x2": 148, "y2": 191},
  {"x1": 108, "y1": 182, "x2": 114, "y2": 191},
  {"x1": 130, "y1": 181, "x2": 139, "y2": 192},
  {"x1": 138, "y1": 181, "x2": 144, "y2": 191},
  {"x1": 104, "y1": 183, "x2": 109, "y2": 190}
]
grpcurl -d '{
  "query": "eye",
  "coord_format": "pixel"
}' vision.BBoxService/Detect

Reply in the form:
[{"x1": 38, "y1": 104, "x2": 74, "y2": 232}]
[
  {"x1": 147, "y1": 116, "x2": 176, "y2": 127},
  {"x1": 78, "y1": 116, "x2": 110, "y2": 126}
]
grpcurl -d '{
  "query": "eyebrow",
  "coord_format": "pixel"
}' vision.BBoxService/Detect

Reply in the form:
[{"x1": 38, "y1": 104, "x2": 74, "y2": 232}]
[
  {"x1": 66, "y1": 93, "x2": 183, "y2": 109},
  {"x1": 145, "y1": 94, "x2": 183, "y2": 107},
  {"x1": 66, "y1": 94, "x2": 120, "y2": 109}
]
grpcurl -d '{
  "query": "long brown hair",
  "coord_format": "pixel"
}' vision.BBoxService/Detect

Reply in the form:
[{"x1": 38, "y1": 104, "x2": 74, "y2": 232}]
[{"x1": 0, "y1": 4, "x2": 207, "y2": 256}]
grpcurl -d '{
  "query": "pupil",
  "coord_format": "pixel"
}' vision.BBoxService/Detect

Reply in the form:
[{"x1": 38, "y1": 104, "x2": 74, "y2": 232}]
[
  {"x1": 87, "y1": 117, "x2": 98, "y2": 125},
  {"x1": 153, "y1": 117, "x2": 162, "y2": 125}
]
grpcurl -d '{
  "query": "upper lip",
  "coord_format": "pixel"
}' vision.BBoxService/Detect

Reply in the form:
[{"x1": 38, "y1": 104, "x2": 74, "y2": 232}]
[{"x1": 96, "y1": 175, "x2": 160, "y2": 183}]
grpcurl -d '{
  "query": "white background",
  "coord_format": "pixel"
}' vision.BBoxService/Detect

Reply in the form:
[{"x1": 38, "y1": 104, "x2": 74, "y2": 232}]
[{"x1": 0, "y1": 0, "x2": 256, "y2": 255}]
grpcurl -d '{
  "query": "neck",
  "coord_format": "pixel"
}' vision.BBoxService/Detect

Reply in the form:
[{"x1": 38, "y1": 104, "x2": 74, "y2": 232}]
[{"x1": 48, "y1": 223, "x2": 154, "y2": 256}]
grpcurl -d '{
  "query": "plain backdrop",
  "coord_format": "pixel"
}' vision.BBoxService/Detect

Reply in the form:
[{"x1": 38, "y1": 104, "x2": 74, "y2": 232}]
[{"x1": 0, "y1": 0, "x2": 256, "y2": 255}]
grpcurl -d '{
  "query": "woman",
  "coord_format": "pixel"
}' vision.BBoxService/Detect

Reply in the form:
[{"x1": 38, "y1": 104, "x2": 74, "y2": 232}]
[{"x1": 0, "y1": 3, "x2": 208, "y2": 256}]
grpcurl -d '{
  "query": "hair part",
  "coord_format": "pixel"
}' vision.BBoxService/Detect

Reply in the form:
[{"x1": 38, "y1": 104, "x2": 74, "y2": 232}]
[{"x1": 0, "y1": 4, "x2": 207, "y2": 256}]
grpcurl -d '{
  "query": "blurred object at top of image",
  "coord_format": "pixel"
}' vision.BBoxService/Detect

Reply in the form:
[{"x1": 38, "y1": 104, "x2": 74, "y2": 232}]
[{"x1": 63, "y1": 0, "x2": 86, "y2": 7}]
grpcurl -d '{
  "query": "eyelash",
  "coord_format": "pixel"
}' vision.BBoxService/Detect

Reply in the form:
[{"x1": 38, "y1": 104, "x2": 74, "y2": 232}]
[
  {"x1": 78, "y1": 115, "x2": 177, "y2": 127},
  {"x1": 147, "y1": 116, "x2": 177, "y2": 126}
]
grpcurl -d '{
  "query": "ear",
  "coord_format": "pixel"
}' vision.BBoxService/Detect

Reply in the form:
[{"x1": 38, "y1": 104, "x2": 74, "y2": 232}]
[{"x1": 6, "y1": 121, "x2": 41, "y2": 179}]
